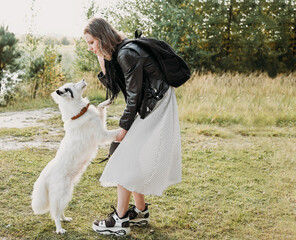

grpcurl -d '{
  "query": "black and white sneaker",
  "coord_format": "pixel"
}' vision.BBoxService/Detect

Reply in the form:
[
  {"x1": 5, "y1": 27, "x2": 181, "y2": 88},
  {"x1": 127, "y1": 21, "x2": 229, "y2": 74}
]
[
  {"x1": 128, "y1": 203, "x2": 150, "y2": 226},
  {"x1": 92, "y1": 206, "x2": 130, "y2": 236}
]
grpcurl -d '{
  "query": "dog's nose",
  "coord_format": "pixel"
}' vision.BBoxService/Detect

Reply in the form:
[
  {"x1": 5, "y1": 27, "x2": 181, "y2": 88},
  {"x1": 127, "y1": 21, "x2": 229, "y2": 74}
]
[{"x1": 56, "y1": 90, "x2": 62, "y2": 95}]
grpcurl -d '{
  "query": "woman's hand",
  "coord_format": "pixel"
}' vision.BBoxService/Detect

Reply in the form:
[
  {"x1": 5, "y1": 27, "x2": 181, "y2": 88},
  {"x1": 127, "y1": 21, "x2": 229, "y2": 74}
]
[
  {"x1": 115, "y1": 128, "x2": 127, "y2": 142},
  {"x1": 97, "y1": 55, "x2": 106, "y2": 75}
]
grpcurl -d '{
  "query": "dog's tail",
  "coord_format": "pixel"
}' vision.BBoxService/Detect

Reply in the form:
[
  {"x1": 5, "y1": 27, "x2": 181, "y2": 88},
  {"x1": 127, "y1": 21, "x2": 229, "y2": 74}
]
[{"x1": 31, "y1": 176, "x2": 49, "y2": 214}]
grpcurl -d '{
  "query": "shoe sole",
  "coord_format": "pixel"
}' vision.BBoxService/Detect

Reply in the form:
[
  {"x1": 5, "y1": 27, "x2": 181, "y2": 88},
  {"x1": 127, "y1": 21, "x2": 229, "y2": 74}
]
[
  {"x1": 92, "y1": 224, "x2": 130, "y2": 236},
  {"x1": 130, "y1": 219, "x2": 150, "y2": 226}
]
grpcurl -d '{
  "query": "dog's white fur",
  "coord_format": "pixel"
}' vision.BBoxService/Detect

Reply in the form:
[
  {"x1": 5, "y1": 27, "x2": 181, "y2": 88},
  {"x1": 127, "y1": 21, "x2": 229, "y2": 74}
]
[{"x1": 31, "y1": 79, "x2": 120, "y2": 234}]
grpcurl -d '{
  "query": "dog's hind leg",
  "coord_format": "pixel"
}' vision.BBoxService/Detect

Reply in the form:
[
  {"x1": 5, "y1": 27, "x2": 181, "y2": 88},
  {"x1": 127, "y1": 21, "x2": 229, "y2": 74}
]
[
  {"x1": 54, "y1": 216, "x2": 66, "y2": 234},
  {"x1": 61, "y1": 213, "x2": 72, "y2": 222},
  {"x1": 53, "y1": 208, "x2": 72, "y2": 234},
  {"x1": 50, "y1": 187, "x2": 73, "y2": 234}
]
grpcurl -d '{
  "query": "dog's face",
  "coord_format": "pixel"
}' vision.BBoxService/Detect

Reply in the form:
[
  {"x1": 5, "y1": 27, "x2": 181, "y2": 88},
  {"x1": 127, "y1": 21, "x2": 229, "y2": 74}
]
[{"x1": 51, "y1": 79, "x2": 87, "y2": 104}]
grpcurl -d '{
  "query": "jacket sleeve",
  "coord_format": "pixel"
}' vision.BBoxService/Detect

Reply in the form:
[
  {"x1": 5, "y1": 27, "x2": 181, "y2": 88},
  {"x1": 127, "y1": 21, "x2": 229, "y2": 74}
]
[{"x1": 117, "y1": 48, "x2": 144, "y2": 130}]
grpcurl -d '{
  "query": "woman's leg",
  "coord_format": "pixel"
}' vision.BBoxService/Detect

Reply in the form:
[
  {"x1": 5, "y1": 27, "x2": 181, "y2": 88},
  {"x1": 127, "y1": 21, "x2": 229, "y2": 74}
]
[
  {"x1": 117, "y1": 184, "x2": 131, "y2": 218},
  {"x1": 132, "y1": 192, "x2": 146, "y2": 211},
  {"x1": 93, "y1": 184, "x2": 131, "y2": 235},
  {"x1": 129, "y1": 192, "x2": 150, "y2": 226}
]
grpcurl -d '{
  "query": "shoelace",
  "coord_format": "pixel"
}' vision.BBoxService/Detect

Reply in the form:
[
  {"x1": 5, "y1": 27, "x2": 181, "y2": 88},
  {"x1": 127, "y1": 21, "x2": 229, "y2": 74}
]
[
  {"x1": 107, "y1": 205, "x2": 117, "y2": 217},
  {"x1": 99, "y1": 205, "x2": 117, "y2": 223},
  {"x1": 128, "y1": 204, "x2": 136, "y2": 210}
]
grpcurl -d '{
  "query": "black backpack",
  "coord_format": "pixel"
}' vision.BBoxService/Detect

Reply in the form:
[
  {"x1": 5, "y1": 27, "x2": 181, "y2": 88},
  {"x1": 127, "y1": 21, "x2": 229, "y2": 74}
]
[{"x1": 118, "y1": 30, "x2": 191, "y2": 88}]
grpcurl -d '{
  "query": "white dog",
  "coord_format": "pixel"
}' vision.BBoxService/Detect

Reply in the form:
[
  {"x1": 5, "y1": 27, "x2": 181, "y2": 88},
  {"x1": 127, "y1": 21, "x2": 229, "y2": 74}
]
[{"x1": 31, "y1": 79, "x2": 120, "y2": 234}]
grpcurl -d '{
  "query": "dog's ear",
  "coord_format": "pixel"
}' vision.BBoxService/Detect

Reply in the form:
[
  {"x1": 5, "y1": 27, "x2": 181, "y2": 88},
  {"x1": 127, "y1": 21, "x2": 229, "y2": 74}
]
[
  {"x1": 64, "y1": 88, "x2": 74, "y2": 98},
  {"x1": 55, "y1": 88, "x2": 74, "y2": 99}
]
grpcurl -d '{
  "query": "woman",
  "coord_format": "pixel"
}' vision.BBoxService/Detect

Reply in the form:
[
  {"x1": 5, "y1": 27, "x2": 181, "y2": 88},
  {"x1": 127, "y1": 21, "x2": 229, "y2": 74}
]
[{"x1": 84, "y1": 17, "x2": 182, "y2": 236}]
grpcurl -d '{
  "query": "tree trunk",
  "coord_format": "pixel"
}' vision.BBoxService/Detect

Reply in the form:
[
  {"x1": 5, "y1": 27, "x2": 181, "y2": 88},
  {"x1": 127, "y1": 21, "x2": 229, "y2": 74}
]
[
  {"x1": 225, "y1": 2, "x2": 233, "y2": 56},
  {"x1": 33, "y1": 80, "x2": 39, "y2": 99},
  {"x1": 293, "y1": 8, "x2": 296, "y2": 56}
]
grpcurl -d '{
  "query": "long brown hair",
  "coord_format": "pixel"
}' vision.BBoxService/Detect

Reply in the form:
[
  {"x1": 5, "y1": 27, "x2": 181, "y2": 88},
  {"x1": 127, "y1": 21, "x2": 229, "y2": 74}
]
[{"x1": 84, "y1": 18, "x2": 125, "y2": 60}]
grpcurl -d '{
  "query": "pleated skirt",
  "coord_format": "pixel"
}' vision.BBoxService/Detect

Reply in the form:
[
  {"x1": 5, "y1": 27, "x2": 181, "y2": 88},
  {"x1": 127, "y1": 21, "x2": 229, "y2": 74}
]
[{"x1": 100, "y1": 87, "x2": 182, "y2": 196}]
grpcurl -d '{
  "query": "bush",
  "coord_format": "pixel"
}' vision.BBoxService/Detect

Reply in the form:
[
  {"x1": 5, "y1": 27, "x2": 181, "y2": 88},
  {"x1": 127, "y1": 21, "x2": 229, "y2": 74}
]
[{"x1": 0, "y1": 25, "x2": 22, "y2": 104}]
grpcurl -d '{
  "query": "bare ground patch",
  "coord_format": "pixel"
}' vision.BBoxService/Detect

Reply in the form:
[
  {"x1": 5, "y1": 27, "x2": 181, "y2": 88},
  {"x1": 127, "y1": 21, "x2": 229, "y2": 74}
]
[{"x1": 0, "y1": 108, "x2": 63, "y2": 150}]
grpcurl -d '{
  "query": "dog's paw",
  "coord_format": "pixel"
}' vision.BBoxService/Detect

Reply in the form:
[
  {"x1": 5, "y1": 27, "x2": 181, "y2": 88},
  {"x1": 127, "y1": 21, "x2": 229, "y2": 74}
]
[
  {"x1": 97, "y1": 99, "x2": 113, "y2": 109},
  {"x1": 56, "y1": 228, "x2": 67, "y2": 234},
  {"x1": 61, "y1": 217, "x2": 72, "y2": 222}
]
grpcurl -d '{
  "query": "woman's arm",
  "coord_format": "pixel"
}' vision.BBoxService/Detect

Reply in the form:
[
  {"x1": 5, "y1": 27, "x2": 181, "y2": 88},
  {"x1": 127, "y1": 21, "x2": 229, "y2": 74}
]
[
  {"x1": 115, "y1": 128, "x2": 127, "y2": 142},
  {"x1": 117, "y1": 49, "x2": 144, "y2": 131}
]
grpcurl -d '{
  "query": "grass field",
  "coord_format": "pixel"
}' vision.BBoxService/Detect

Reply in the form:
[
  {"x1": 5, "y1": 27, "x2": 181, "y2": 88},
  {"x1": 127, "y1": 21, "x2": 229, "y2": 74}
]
[{"x1": 1, "y1": 73, "x2": 296, "y2": 239}]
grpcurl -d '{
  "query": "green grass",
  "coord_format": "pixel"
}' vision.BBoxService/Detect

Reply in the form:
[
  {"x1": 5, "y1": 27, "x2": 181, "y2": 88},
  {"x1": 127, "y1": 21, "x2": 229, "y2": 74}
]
[
  {"x1": 0, "y1": 98, "x2": 56, "y2": 113},
  {"x1": 1, "y1": 73, "x2": 296, "y2": 239},
  {"x1": 0, "y1": 126, "x2": 50, "y2": 138},
  {"x1": 1, "y1": 123, "x2": 296, "y2": 239}
]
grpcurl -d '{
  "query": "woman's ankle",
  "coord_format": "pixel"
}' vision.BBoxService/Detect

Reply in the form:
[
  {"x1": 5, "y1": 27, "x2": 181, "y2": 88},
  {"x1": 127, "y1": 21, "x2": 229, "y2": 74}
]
[
  {"x1": 135, "y1": 203, "x2": 146, "y2": 212},
  {"x1": 117, "y1": 208, "x2": 129, "y2": 218}
]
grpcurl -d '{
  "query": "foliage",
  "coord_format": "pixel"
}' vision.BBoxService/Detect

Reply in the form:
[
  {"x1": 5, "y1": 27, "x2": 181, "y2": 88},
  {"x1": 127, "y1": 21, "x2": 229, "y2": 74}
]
[
  {"x1": 74, "y1": 0, "x2": 100, "y2": 75},
  {"x1": 22, "y1": 33, "x2": 65, "y2": 99},
  {"x1": 101, "y1": 0, "x2": 296, "y2": 77},
  {"x1": 0, "y1": 70, "x2": 23, "y2": 106},
  {"x1": 74, "y1": 38, "x2": 99, "y2": 73},
  {"x1": 40, "y1": 36, "x2": 72, "y2": 46},
  {"x1": 0, "y1": 26, "x2": 21, "y2": 75},
  {"x1": 22, "y1": 33, "x2": 43, "y2": 98},
  {"x1": 100, "y1": 0, "x2": 152, "y2": 39},
  {"x1": 9, "y1": 0, "x2": 63, "y2": 100},
  {"x1": 0, "y1": 25, "x2": 22, "y2": 103},
  {"x1": 39, "y1": 45, "x2": 65, "y2": 96},
  {"x1": 61, "y1": 36, "x2": 70, "y2": 45},
  {"x1": 43, "y1": 36, "x2": 59, "y2": 45}
]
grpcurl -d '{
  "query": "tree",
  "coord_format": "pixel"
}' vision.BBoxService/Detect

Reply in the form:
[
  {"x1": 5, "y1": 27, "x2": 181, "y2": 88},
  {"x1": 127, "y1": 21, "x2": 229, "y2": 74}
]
[
  {"x1": 24, "y1": 42, "x2": 66, "y2": 99},
  {"x1": 100, "y1": 0, "x2": 201, "y2": 71},
  {"x1": 21, "y1": 0, "x2": 66, "y2": 98},
  {"x1": 22, "y1": 33, "x2": 43, "y2": 98},
  {"x1": 74, "y1": 0, "x2": 100, "y2": 74},
  {"x1": 100, "y1": 0, "x2": 296, "y2": 75},
  {"x1": 100, "y1": 0, "x2": 152, "y2": 39},
  {"x1": 61, "y1": 37, "x2": 70, "y2": 45},
  {"x1": 40, "y1": 45, "x2": 65, "y2": 97},
  {"x1": 270, "y1": 0, "x2": 296, "y2": 73},
  {"x1": 0, "y1": 26, "x2": 21, "y2": 91},
  {"x1": 147, "y1": 0, "x2": 200, "y2": 71}
]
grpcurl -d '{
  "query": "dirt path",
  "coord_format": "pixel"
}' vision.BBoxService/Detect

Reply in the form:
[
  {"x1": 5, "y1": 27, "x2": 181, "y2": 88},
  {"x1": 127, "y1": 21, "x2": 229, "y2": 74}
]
[{"x1": 0, "y1": 108, "x2": 62, "y2": 150}]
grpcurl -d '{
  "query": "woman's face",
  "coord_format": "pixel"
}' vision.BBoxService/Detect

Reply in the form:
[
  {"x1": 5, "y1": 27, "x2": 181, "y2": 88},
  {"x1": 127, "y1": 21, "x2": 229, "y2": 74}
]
[{"x1": 84, "y1": 33, "x2": 102, "y2": 57}]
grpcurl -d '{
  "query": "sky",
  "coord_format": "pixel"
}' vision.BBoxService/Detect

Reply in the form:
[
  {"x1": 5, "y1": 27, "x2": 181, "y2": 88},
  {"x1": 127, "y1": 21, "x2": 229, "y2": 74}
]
[{"x1": 0, "y1": 0, "x2": 118, "y2": 37}]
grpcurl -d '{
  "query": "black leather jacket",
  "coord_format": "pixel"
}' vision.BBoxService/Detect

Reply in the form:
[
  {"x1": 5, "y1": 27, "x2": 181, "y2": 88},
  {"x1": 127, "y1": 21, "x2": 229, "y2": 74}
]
[{"x1": 98, "y1": 40, "x2": 169, "y2": 130}]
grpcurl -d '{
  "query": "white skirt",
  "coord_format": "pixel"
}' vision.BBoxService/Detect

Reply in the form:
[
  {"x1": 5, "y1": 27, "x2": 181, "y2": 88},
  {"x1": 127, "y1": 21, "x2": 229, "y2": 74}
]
[{"x1": 100, "y1": 87, "x2": 182, "y2": 196}]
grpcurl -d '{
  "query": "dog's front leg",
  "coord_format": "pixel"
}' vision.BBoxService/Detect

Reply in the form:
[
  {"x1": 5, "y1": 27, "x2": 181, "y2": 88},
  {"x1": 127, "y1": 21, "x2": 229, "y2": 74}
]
[
  {"x1": 97, "y1": 98, "x2": 113, "y2": 109},
  {"x1": 55, "y1": 216, "x2": 66, "y2": 234},
  {"x1": 103, "y1": 128, "x2": 121, "y2": 144}
]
